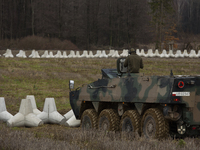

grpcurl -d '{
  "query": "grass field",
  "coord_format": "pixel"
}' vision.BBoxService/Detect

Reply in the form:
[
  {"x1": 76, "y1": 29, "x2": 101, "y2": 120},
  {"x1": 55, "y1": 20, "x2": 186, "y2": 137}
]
[{"x1": 1, "y1": 54, "x2": 200, "y2": 149}]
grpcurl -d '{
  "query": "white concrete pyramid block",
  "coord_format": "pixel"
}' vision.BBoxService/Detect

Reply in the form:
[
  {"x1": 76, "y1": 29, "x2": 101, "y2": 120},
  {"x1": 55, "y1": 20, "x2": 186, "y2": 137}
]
[
  {"x1": 175, "y1": 50, "x2": 184, "y2": 58},
  {"x1": 16, "y1": 50, "x2": 22, "y2": 57},
  {"x1": 183, "y1": 50, "x2": 189, "y2": 57},
  {"x1": 49, "y1": 51, "x2": 55, "y2": 58},
  {"x1": 26, "y1": 95, "x2": 41, "y2": 115},
  {"x1": 68, "y1": 50, "x2": 76, "y2": 58},
  {"x1": 3, "y1": 49, "x2": 9, "y2": 56},
  {"x1": 63, "y1": 51, "x2": 68, "y2": 58},
  {"x1": 120, "y1": 49, "x2": 128, "y2": 57},
  {"x1": 64, "y1": 109, "x2": 74, "y2": 120},
  {"x1": 107, "y1": 50, "x2": 115, "y2": 57},
  {"x1": 81, "y1": 50, "x2": 89, "y2": 58},
  {"x1": 16, "y1": 50, "x2": 26, "y2": 58},
  {"x1": 145, "y1": 49, "x2": 155, "y2": 57},
  {"x1": 154, "y1": 49, "x2": 160, "y2": 57},
  {"x1": 88, "y1": 51, "x2": 94, "y2": 58},
  {"x1": 111, "y1": 50, "x2": 120, "y2": 58},
  {"x1": 75, "y1": 51, "x2": 81, "y2": 58},
  {"x1": 197, "y1": 50, "x2": 200, "y2": 57},
  {"x1": 160, "y1": 50, "x2": 169, "y2": 58},
  {"x1": 136, "y1": 49, "x2": 141, "y2": 56},
  {"x1": 41, "y1": 50, "x2": 50, "y2": 58},
  {"x1": 140, "y1": 49, "x2": 146, "y2": 57},
  {"x1": 168, "y1": 50, "x2": 175, "y2": 57},
  {"x1": 66, "y1": 115, "x2": 80, "y2": 127},
  {"x1": 99, "y1": 50, "x2": 108, "y2": 58},
  {"x1": 189, "y1": 50, "x2": 198, "y2": 58},
  {"x1": 7, "y1": 99, "x2": 43, "y2": 127},
  {"x1": 29, "y1": 49, "x2": 35, "y2": 58},
  {"x1": 94, "y1": 50, "x2": 101, "y2": 57},
  {"x1": 0, "y1": 97, "x2": 13, "y2": 122},
  {"x1": 4, "y1": 49, "x2": 14, "y2": 58},
  {"x1": 54, "y1": 50, "x2": 63, "y2": 58},
  {"x1": 37, "y1": 98, "x2": 66, "y2": 125},
  {"x1": 35, "y1": 51, "x2": 40, "y2": 58}
]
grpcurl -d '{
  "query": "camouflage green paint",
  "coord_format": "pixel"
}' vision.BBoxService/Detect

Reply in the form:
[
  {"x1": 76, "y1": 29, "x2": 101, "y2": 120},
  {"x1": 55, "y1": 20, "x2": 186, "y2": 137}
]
[{"x1": 69, "y1": 58, "x2": 200, "y2": 136}]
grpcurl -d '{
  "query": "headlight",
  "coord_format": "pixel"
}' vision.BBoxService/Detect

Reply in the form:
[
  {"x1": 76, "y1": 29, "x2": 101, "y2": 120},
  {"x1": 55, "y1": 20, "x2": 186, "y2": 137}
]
[{"x1": 69, "y1": 80, "x2": 74, "y2": 90}]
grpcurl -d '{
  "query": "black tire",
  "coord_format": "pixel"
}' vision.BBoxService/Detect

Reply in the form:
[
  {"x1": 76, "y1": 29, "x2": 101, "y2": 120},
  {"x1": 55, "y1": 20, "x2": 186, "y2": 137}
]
[
  {"x1": 98, "y1": 109, "x2": 120, "y2": 131},
  {"x1": 120, "y1": 110, "x2": 141, "y2": 134},
  {"x1": 81, "y1": 109, "x2": 98, "y2": 130},
  {"x1": 141, "y1": 108, "x2": 169, "y2": 139}
]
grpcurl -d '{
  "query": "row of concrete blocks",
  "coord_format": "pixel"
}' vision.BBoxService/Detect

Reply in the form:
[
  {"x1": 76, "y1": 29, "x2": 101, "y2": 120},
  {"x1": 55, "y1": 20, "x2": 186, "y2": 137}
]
[
  {"x1": 0, "y1": 96, "x2": 80, "y2": 127},
  {"x1": 1, "y1": 49, "x2": 124, "y2": 58},
  {"x1": 137, "y1": 49, "x2": 200, "y2": 58},
  {"x1": 2, "y1": 49, "x2": 200, "y2": 58}
]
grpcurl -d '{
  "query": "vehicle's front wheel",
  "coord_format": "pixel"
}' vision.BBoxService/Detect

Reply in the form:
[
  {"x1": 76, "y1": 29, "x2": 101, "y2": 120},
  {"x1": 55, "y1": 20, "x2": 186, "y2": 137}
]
[
  {"x1": 81, "y1": 109, "x2": 98, "y2": 130},
  {"x1": 141, "y1": 108, "x2": 169, "y2": 139},
  {"x1": 98, "y1": 109, "x2": 120, "y2": 131}
]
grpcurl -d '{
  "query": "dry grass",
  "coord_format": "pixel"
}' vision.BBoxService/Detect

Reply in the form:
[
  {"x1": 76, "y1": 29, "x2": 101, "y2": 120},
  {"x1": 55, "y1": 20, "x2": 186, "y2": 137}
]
[
  {"x1": 1, "y1": 54, "x2": 200, "y2": 149},
  {"x1": 0, "y1": 123, "x2": 200, "y2": 150}
]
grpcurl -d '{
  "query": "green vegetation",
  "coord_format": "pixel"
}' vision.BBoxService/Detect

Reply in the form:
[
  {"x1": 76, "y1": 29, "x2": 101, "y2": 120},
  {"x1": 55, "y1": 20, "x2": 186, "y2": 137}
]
[
  {"x1": 1, "y1": 56, "x2": 200, "y2": 149},
  {"x1": 1, "y1": 56, "x2": 200, "y2": 114}
]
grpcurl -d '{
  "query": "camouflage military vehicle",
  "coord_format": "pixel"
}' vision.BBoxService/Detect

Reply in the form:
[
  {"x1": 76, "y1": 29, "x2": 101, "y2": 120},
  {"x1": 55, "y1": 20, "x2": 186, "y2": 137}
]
[{"x1": 69, "y1": 57, "x2": 200, "y2": 138}]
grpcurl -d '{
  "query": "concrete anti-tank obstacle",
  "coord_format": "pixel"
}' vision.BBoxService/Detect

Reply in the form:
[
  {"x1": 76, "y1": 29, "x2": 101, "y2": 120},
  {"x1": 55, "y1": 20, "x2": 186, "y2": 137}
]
[
  {"x1": 68, "y1": 50, "x2": 76, "y2": 58},
  {"x1": 88, "y1": 51, "x2": 94, "y2": 58},
  {"x1": 145, "y1": 49, "x2": 155, "y2": 57},
  {"x1": 183, "y1": 50, "x2": 189, "y2": 57},
  {"x1": 111, "y1": 50, "x2": 120, "y2": 58},
  {"x1": 41, "y1": 50, "x2": 50, "y2": 58},
  {"x1": 160, "y1": 50, "x2": 169, "y2": 58},
  {"x1": 75, "y1": 51, "x2": 81, "y2": 58},
  {"x1": 4, "y1": 49, "x2": 14, "y2": 58},
  {"x1": 189, "y1": 50, "x2": 198, "y2": 58},
  {"x1": 80, "y1": 50, "x2": 89, "y2": 58},
  {"x1": 197, "y1": 50, "x2": 200, "y2": 57},
  {"x1": 37, "y1": 98, "x2": 66, "y2": 125},
  {"x1": 26, "y1": 95, "x2": 41, "y2": 115},
  {"x1": 94, "y1": 50, "x2": 101, "y2": 57},
  {"x1": 64, "y1": 109, "x2": 74, "y2": 120},
  {"x1": 154, "y1": 49, "x2": 160, "y2": 57},
  {"x1": 174, "y1": 50, "x2": 184, "y2": 58},
  {"x1": 16, "y1": 50, "x2": 27, "y2": 58},
  {"x1": 168, "y1": 50, "x2": 175, "y2": 57},
  {"x1": 136, "y1": 49, "x2": 141, "y2": 56},
  {"x1": 29, "y1": 49, "x2": 35, "y2": 58},
  {"x1": 29, "y1": 50, "x2": 40, "y2": 58},
  {"x1": 63, "y1": 51, "x2": 68, "y2": 58},
  {"x1": 34, "y1": 51, "x2": 40, "y2": 58},
  {"x1": 120, "y1": 49, "x2": 128, "y2": 57},
  {"x1": 0, "y1": 97, "x2": 13, "y2": 122},
  {"x1": 7, "y1": 99, "x2": 43, "y2": 127},
  {"x1": 99, "y1": 50, "x2": 108, "y2": 58},
  {"x1": 107, "y1": 50, "x2": 115, "y2": 57},
  {"x1": 64, "y1": 109, "x2": 80, "y2": 127},
  {"x1": 49, "y1": 51, "x2": 55, "y2": 58},
  {"x1": 54, "y1": 50, "x2": 63, "y2": 58},
  {"x1": 139, "y1": 49, "x2": 146, "y2": 57},
  {"x1": 66, "y1": 115, "x2": 81, "y2": 127}
]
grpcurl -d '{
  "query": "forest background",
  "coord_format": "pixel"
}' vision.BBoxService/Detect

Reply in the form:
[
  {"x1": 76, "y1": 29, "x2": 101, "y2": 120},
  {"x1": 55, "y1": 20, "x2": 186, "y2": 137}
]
[{"x1": 0, "y1": 0, "x2": 200, "y2": 50}]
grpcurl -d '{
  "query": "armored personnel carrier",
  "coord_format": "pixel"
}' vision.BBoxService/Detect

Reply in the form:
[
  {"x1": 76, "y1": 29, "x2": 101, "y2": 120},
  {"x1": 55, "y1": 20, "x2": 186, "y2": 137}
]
[{"x1": 69, "y1": 58, "x2": 200, "y2": 138}]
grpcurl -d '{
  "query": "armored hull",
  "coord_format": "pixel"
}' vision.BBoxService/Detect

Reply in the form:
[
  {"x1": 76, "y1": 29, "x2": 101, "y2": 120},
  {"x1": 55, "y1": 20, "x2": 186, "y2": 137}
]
[{"x1": 69, "y1": 58, "x2": 200, "y2": 138}]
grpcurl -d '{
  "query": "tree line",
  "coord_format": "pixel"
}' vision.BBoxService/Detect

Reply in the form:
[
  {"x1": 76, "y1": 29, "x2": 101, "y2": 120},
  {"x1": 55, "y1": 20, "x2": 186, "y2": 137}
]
[{"x1": 0, "y1": 0, "x2": 200, "y2": 49}]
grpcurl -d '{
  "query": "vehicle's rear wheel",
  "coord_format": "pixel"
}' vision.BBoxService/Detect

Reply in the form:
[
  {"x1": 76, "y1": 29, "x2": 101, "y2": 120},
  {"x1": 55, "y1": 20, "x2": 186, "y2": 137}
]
[
  {"x1": 141, "y1": 108, "x2": 169, "y2": 139},
  {"x1": 81, "y1": 109, "x2": 98, "y2": 130},
  {"x1": 98, "y1": 109, "x2": 120, "y2": 131},
  {"x1": 120, "y1": 110, "x2": 141, "y2": 134}
]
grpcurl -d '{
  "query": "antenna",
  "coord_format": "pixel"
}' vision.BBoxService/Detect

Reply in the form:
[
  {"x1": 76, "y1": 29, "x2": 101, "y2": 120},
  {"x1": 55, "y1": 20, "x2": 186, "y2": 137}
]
[{"x1": 170, "y1": 69, "x2": 173, "y2": 76}]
